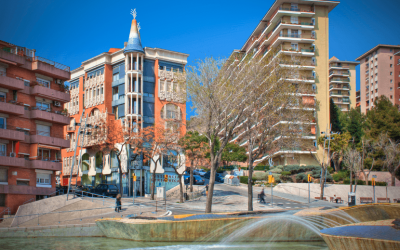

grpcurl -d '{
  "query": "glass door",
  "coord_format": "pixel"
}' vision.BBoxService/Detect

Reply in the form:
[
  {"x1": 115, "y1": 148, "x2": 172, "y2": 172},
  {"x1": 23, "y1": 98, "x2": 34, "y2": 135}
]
[
  {"x1": 38, "y1": 148, "x2": 51, "y2": 161},
  {"x1": 0, "y1": 117, "x2": 5, "y2": 129}
]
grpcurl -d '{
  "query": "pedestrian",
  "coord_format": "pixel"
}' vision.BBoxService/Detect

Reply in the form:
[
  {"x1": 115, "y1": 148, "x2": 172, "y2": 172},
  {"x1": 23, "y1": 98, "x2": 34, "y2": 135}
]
[
  {"x1": 260, "y1": 188, "x2": 266, "y2": 204},
  {"x1": 333, "y1": 194, "x2": 338, "y2": 203},
  {"x1": 115, "y1": 194, "x2": 122, "y2": 213},
  {"x1": 205, "y1": 184, "x2": 209, "y2": 196}
]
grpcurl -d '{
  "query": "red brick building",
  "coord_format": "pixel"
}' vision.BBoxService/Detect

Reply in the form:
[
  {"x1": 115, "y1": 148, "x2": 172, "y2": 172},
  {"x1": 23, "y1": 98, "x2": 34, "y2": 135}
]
[{"x1": 0, "y1": 40, "x2": 70, "y2": 215}]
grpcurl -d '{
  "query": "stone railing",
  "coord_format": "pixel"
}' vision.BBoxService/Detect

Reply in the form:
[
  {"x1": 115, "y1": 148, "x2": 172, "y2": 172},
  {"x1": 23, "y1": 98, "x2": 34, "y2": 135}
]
[
  {"x1": 159, "y1": 90, "x2": 185, "y2": 103},
  {"x1": 86, "y1": 75, "x2": 104, "y2": 89}
]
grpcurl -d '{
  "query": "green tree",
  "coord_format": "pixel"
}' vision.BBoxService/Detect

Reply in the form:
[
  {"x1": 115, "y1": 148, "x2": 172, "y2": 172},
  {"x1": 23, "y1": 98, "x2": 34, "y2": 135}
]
[
  {"x1": 221, "y1": 142, "x2": 247, "y2": 166},
  {"x1": 330, "y1": 98, "x2": 343, "y2": 133},
  {"x1": 179, "y1": 131, "x2": 208, "y2": 192},
  {"x1": 366, "y1": 96, "x2": 400, "y2": 142},
  {"x1": 340, "y1": 108, "x2": 366, "y2": 146}
]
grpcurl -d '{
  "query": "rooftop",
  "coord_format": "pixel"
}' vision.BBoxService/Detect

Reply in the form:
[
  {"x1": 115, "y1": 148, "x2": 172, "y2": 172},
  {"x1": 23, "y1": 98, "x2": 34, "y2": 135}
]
[{"x1": 355, "y1": 44, "x2": 400, "y2": 61}]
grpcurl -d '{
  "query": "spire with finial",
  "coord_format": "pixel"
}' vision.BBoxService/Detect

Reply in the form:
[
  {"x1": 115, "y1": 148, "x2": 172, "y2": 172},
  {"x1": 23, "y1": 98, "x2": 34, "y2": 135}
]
[{"x1": 124, "y1": 8, "x2": 144, "y2": 54}]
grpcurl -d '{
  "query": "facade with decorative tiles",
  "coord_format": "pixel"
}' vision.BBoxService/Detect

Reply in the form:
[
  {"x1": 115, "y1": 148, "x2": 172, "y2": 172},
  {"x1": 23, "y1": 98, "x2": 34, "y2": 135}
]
[{"x1": 61, "y1": 13, "x2": 188, "y2": 197}]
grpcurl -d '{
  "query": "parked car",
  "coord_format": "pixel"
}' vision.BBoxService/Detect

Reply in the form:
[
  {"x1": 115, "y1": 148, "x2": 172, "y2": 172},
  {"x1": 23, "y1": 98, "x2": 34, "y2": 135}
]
[
  {"x1": 90, "y1": 184, "x2": 119, "y2": 197},
  {"x1": 183, "y1": 175, "x2": 205, "y2": 185},
  {"x1": 204, "y1": 172, "x2": 224, "y2": 183},
  {"x1": 194, "y1": 169, "x2": 207, "y2": 177}
]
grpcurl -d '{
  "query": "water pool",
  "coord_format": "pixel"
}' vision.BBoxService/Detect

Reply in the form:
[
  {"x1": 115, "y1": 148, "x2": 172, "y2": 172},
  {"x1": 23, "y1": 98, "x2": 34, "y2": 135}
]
[{"x1": 0, "y1": 237, "x2": 329, "y2": 250}]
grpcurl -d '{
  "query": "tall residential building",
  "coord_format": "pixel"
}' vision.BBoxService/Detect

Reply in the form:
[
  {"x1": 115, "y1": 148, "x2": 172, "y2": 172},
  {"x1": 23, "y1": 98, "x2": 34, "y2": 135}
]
[
  {"x1": 356, "y1": 45, "x2": 400, "y2": 113},
  {"x1": 61, "y1": 12, "x2": 188, "y2": 196},
  {"x1": 356, "y1": 90, "x2": 361, "y2": 108},
  {"x1": 0, "y1": 40, "x2": 70, "y2": 214},
  {"x1": 229, "y1": 0, "x2": 339, "y2": 166},
  {"x1": 329, "y1": 57, "x2": 359, "y2": 112}
]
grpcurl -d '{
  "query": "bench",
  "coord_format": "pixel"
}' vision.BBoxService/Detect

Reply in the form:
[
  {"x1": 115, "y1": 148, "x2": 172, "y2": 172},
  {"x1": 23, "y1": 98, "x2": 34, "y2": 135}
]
[
  {"x1": 330, "y1": 197, "x2": 343, "y2": 203},
  {"x1": 377, "y1": 198, "x2": 391, "y2": 203},
  {"x1": 360, "y1": 197, "x2": 373, "y2": 204},
  {"x1": 315, "y1": 197, "x2": 327, "y2": 201}
]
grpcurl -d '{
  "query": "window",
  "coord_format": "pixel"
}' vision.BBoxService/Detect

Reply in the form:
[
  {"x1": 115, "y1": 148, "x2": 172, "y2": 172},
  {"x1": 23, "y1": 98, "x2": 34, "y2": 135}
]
[
  {"x1": 311, "y1": 18, "x2": 315, "y2": 26},
  {"x1": 24, "y1": 80, "x2": 30, "y2": 87},
  {"x1": 0, "y1": 168, "x2": 7, "y2": 183},
  {"x1": 291, "y1": 43, "x2": 298, "y2": 51},
  {"x1": 390, "y1": 56, "x2": 393, "y2": 60},
  {"x1": 0, "y1": 144, "x2": 6, "y2": 156},
  {"x1": 0, "y1": 117, "x2": 5, "y2": 129},
  {"x1": 0, "y1": 194, "x2": 5, "y2": 207},
  {"x1": 390, "y1": 95, "x2": 393, "y2": 99},
  {"x1": 24, "y1": 104, "x2": 30, "y2": 110},
  {"x1": 36, "y1": 173, "x2": 51, "y2": 187},
  {"x1": 391, "y1": 80, "x2": 393, "y2": 83},
  {"x1": 390, "y1": 87, "x2": 393, "y2": 91},
  {"x1": 113, "y1": 73, "x2": 119, "y2": 82},
  {"x1": 290, "y1": 16, "x2": 298, "y2": 24},
  {"x1": 0, "y1": 91, "x2": 6, "y2": 102},
  {"x1": 390, "y1": 72, "x2": 393, "y2": 75},
  {"x1": 390, "y1": 49, "x2": 393, "y2": 52},
  {"x1": 38, "y1": 148, "x2": 50, "y2": 161},
  {"x1": 17, "y1": 180, "x2": 30, "y2": 186},
  {"x1": 390, "y1": 64, "x2": 393, "y2": 68},
  {"x1": 291, "y1": 3, "x2": 298, "y2": 10},
  {"x1": 36, "y1": 101, "x2": 50, "y2": 111},
  {"x1": 37, "y1": 78, "x2": 50, "y2": 88},
  {"x1": 37, "y1": 124, "x2": 50, "y2": 137},
  {"x1": 398, "y1": 59, "x2": 400, "y2": 64}
]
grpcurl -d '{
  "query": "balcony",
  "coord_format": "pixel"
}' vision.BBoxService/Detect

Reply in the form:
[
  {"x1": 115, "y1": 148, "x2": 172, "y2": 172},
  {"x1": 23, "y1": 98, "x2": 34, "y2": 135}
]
[
  {"x1": 30, "y1": 134, "x2": 70, "y2": 148},
  {"x1": 0, "y1": 50, "x2": 25, "y2": 65},
  {"x1": 0, "y1": 184, "x2": 55, "y2": 195},
  {"x1": 31, "y1": 85, "x2": 70, "y2": 103},
  {"x1": 29, "y1": 160, "x2": 62, "y2": 171},
  {"x1": 0, "y1": 101, "x2": 25, "y2": 116},
  {"x1": 30, "y1": 109, "x2": 70, "y2": 125},
  {"x1": 0, "y1": 75, "x2": 25, "y2": 90},
  {"x1": 31, "y1": 56, "x2": 70, "y2": 80},
  {"x1": 330, "y1": 78, "x2": 350, "y2": 83},
  {"x1": 0, "y1": 126, "x2": 25, "y2": 141},
  {"x1": 0, "y1": 155, "x2": 26, "y2": 167}
]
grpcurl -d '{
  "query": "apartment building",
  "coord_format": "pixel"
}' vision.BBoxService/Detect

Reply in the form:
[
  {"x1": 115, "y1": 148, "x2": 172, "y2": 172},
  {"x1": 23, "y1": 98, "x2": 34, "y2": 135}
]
[
  {"x1": 228, "y1": 0, "x2": 339, "y2": 166},
  {"x1": 329, "y1": 57, "x2": 358, "y2": 112},
  {"x1": 356, "y1": 90, "x2": 360, "y2": 108},
  {"x1": 356, "y1": 45, "x2": 400, "y2": 113},
  {"x1": 61, "y1": 12, "x2": 188, "y2": 196},
  {"x1": 0, "y1": 41, "x2": 70, "y2": 214}
]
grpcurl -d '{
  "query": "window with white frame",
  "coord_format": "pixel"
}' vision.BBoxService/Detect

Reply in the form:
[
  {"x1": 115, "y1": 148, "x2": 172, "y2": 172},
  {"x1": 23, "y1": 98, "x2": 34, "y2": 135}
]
[
  {"x1": 36, "y1": 101, "x2": 50, "y2": 111},
  {"x1": 37, "y1": 78, "x2": 50, "y2": 88},
  {"x1": 36, "y1": 173, "x2": 51, "y2": 187},
  {"x1": 291, "y1": 16, "x2": 298, "y2": 24},
  {"x1": 291, "y1": 43, "x2": 298, "y2": 51}
]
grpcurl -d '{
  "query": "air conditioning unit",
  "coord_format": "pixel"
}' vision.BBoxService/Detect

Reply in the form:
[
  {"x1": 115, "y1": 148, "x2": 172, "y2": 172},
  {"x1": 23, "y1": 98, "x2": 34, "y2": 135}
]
[
  {"x1": 10, "y1": 152, "x2": 16, "y2": 157},
  {"x1": 56, "y1": 79, "x2": 62, "y2": 85},
  {"x1": 54, "y1": 101, "x2": 61, "y2": 107}
]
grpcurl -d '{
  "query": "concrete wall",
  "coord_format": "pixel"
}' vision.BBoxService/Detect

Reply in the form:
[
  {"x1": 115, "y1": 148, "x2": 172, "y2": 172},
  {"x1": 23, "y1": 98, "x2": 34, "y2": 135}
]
[
  {"x1": 0, "y1": 224, "x2": 103, "y2": 238},
  {"x1": 11, "y1": 194, "x2": 81, "y2": 227},
  {"x1": 274, "y1": 183, "x2": 400, "y2": 203}
]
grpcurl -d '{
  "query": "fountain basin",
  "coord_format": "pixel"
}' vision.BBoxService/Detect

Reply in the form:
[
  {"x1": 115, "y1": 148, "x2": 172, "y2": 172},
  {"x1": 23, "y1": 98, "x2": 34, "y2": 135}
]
[{"x1": 321, "y1": 222, "x2": 400, "y2": 250}]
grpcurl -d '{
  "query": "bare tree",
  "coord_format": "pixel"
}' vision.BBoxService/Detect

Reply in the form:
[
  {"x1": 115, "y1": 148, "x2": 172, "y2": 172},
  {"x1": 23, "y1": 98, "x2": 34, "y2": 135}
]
[
  {"x1": 232, "y1": 49, "x2": 314, "y2": 211},
  {"x1": 375, "y1": 133, "x2": 400, "y2": 186},
  {"x1": 360, "y1": 137, "x2": 375, "y2": 186},
  {"x1": 343, "y1": 147, "x2": 362, "y2": 192}
]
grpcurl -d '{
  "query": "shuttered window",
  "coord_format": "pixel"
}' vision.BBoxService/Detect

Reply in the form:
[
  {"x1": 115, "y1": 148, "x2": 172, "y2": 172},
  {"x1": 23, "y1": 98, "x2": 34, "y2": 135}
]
[{"x1": 0, "y1": 168, "x2": 7, "y2": 183}]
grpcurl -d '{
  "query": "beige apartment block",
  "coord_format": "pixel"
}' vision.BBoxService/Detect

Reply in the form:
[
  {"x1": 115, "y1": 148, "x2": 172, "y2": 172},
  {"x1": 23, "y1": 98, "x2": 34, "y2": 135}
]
[
  {"x1": 356, "y1": 45, "x2": 400, "y2": 114},
  {"x1": 329, "y1": 57, "x2": 359, "y2": 112},
  {"x1": 228, "y1": 0, "x2": 339, "y2": 166}
]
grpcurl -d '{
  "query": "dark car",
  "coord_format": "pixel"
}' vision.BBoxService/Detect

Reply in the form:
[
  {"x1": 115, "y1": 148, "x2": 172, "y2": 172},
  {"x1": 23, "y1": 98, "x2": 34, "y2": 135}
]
[
  {"x1": 184, "y1": 175, "x2": 205, "y2": 185},
  {"x1": 204, "y1": 172, "x2": 224, "y2": 183},
  {"x1": 90, "y1": 184, "x2": 119, "y2": 197}
]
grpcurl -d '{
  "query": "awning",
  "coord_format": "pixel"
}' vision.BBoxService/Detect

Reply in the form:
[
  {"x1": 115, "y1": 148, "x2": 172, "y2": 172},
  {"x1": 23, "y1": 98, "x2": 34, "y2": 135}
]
[{"x1": 38, "y1": 144, "x2": 61, "y2": 150}]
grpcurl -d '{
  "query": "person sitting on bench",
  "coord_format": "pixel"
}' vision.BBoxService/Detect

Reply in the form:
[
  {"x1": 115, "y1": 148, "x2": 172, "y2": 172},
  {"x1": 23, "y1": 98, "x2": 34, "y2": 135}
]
[{"x1": 260, "y1": 188, "x2": 266, "y2": 204}]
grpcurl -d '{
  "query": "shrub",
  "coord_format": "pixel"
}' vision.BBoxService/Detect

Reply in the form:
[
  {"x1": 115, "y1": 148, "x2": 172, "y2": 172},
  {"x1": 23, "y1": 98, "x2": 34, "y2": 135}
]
[
  {"x1": 328, "y1": 167, "x2": 334, "y2": 174},
  {"x1": 254, "y1": 165, "x2": 270, "y2": 171},
  {"x1": 283, "y1": 165, "x2": 321, "y2": 174},
  {"x1": 272, "y1": 173, "x2": 281, "y2": 182},
  {"x1": 332, "y1": 170, "x2": 348, "y2": 182},
  {"x1": 343, "y1": 179, "x2": 386, "y2": 186},
  {"x1": 281, "y1": 171, "x2": 291, "y2": 176},
  {"x1": 253, "y1": 172, "x2": 268, "y2": 181},
  {"x1": 275, "y1": 165, "x2": 284, "y2": 170},
  {"x1": 270, "y1": 168, "x2": 282, "y2": 173},
  {"x1": 296, "y1": 173, "x2": 306, "y2": 182},
  {"x1": 239, "y1": 176, "x2": 257, "y2": 185}
]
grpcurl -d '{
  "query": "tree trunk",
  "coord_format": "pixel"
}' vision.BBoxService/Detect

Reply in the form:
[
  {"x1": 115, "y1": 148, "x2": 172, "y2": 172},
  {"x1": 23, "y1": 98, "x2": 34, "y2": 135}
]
[
  {"x1": 354, "y1": 172, "x2": 358, "y2": 193},
  {"x1": 150, "y1": 159, "x2": 159, "y2": 200},
  {"x1": 190, "y1": 158, "x2": 194, "y2": 192},
  {"x1": 178, "y1": 174, "x2": 184, "y2": 203},
  {"x1": 247, "y1": 154, "x2": 254, "y2": 212},
  {"x1": 364, "y1": 170, "x2": 369, "y2": 186},
  {"x1": 350, "y1": 169, "x2": 353, "y2": 193},
  {"x1": 117, "y1": 156, "x2": 123, "y2": 195},
  {"x1": 320, "y1": 166, "x2": 325, "y2": 200},
  {"x1": 391, "y1": 171, "x2": 396, "y2": 186},
  {"x1": 205, "y1": 157, "x2": 218, "y2": 213}
]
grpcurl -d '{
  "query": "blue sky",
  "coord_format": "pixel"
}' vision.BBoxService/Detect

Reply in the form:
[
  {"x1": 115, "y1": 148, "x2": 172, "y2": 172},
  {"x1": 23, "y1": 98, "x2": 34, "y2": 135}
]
[{"x1": 1, "y1": 0, "x2": 399, "y2": 119}]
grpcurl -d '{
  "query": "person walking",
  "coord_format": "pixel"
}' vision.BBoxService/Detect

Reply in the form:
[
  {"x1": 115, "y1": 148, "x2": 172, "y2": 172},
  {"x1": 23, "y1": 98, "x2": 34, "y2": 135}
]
[
  {"x1": 260, "y1": 188, "x2": 266, "y2": 204},
  {"x1": 115, "y1": 194, "x2": 122, "y2": 213}
]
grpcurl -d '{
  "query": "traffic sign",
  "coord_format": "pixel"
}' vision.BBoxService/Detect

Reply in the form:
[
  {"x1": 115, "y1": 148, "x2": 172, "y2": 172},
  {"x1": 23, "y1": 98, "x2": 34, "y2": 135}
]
[
  {"x1": 164, "y1": 174, "x2": 168, "y2": 182},
  {"x1": 268, "y1": 175, "x2": 273, "y2": 183},
  {"x1": 308, "y1": 174, "x2": 311, "y2": 182},
  {"x1": 372, "y1": 178, "x2": 376, "y2": 186},
  {"x1": 133, "y1": 176, "x2": 137, "y2": 182}
]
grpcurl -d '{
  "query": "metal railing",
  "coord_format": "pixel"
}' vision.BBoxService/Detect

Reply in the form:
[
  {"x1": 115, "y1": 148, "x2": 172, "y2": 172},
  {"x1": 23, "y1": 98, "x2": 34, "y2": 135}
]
[
  {"x1": 33, "y1": 56, "x2": 70, "y2": 72},
  {"x1": 0, "y1": 207, "x2": 10, "y2": 218}
]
